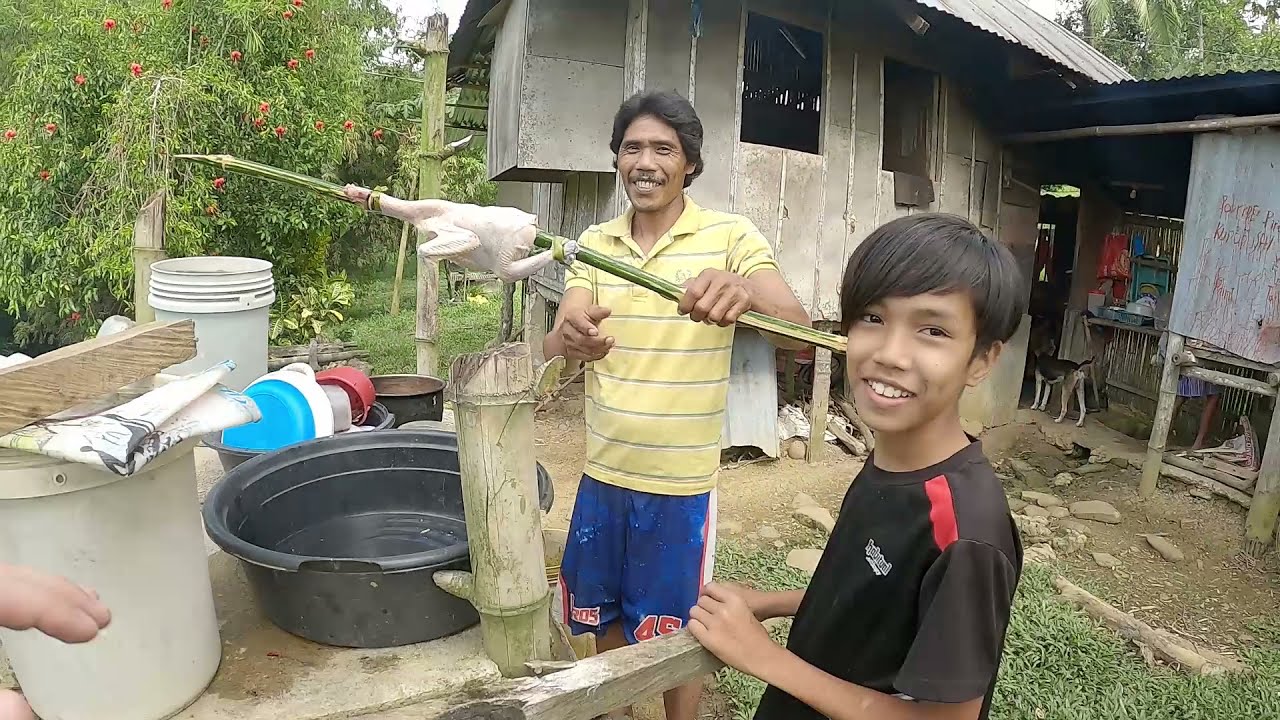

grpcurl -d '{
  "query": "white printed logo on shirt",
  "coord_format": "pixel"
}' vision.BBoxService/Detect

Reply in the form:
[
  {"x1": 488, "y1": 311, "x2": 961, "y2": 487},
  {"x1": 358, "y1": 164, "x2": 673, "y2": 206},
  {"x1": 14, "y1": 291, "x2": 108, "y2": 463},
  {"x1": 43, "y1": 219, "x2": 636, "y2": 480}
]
[{"x1": 865, "y1": 538, "x2": 893, "y2": 577}]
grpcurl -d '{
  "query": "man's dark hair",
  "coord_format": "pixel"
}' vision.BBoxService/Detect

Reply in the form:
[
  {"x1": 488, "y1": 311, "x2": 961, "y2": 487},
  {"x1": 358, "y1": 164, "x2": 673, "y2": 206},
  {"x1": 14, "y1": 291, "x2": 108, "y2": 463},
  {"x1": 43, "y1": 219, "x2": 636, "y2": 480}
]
[
  {"x1": 839, "y1": 213, "x2": 1027, "y2": 352},
  {"x1": 610, "y1": 90, "x2": 704, "y2": 188}
]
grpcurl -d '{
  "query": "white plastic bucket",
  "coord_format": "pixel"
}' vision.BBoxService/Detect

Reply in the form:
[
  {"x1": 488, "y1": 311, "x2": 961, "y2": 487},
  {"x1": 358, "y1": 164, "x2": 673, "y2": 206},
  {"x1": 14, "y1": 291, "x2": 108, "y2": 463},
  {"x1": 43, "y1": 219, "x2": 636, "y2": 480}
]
[
  {"x1": 149, "y1": 256, "x2": 275, "y2": 391},
  {"x1": 0, "y1": 442, "x2": 221, "y2": 720}
]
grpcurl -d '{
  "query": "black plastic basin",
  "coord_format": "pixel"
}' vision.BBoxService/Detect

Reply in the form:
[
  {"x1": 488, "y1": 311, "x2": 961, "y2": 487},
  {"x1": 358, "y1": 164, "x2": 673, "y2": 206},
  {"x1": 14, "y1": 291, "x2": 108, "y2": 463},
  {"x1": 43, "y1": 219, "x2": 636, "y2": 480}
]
[{"x1": 201, "y1": 429, "x2": 554, "y2": 648}]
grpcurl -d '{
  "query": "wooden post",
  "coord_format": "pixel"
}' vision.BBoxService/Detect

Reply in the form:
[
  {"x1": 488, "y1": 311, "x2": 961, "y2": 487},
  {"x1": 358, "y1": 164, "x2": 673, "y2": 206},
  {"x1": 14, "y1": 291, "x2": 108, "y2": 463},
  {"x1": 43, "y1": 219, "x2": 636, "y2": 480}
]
[
  {"x1": 131, "y1": 190, "x2": 167, "y2": 323},
  {"x1": 390, "y1": 220, "x2": 411, "y2": 315},
  {"x1": 1141, "y1": 332, "x2": 1184, "y2": 498},
  {"x1": 807, "y1": 347, "x2": 832, "y2": 464},
  {"x1": 1244, "y1": 396, "x2": 1280, "y2": 556},
  {"x1": 413, "y1": 12, "x2": 449, "y2": 377},
  {"x1": 435, "y1": 343, "x2": 552, "y2": 677},
  {"x1": 526, "y1": 284, "x2": 548, "y2": 367}
]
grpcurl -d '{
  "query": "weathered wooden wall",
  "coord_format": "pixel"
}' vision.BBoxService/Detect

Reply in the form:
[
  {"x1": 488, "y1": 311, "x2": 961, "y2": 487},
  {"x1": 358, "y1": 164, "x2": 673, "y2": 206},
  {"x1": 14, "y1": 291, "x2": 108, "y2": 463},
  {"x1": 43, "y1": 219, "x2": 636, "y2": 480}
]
[
  {"x1": 497, "y1": 0, "x2": 1040, "y2": 428},
  {"x1": 1169, "y1": 130, "x2": 1280, "y2": 365}
]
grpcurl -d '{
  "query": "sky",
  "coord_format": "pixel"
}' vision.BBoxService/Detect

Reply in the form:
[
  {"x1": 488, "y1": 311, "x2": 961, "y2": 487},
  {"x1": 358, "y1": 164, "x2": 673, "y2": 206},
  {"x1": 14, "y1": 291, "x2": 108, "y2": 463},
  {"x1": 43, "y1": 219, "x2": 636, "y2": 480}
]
[{"x1": 388, "y1": 0, "x2": 1068, "y2": 36}]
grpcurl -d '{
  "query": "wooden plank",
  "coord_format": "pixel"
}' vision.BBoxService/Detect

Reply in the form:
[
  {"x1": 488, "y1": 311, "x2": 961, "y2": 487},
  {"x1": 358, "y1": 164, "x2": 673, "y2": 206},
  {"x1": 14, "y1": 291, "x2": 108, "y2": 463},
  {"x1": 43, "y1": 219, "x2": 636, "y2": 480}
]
[
  {"x1": 778, "y1": 150, "x2": 823, "y2": 314},
  {"x1": 1163, "y1": 452, "x2": 1255, "y2": 492},
  {"x1": 1244, "y1": 391, "x2": 1280, "y2": 555},
  {"x1": 807, "y1": 347, "x2": 832, "y2": 464},
  {"x1": 1160, "y1": 461, "x2": 1252, "y2": 508},
  {"x1": 1141, "y1": 332, "x2": 1185, "y2": 497},
  {"x1": 1182, "y1": 366, "x2": 1276, "y2": 398},
  {"x1": 1201, "y1": 456, "x2": 1258, "y2": 482},
  {"x1": 733, "y1": 143, "x2": 785, "y2": 247},
  {"x1": 0, "y1": 320, "x2": 196, "y2": 435},
  {"x1": 360, "y1": 629, "x2": 723, "y2": 720}
]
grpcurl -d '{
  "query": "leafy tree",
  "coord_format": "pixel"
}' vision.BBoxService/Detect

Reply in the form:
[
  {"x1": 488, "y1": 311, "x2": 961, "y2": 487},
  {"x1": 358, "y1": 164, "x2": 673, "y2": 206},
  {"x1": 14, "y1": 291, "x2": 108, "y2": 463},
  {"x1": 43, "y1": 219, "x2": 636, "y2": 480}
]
[{"x1": 0, "y1": 0, "x2": 384, "y2": 344}]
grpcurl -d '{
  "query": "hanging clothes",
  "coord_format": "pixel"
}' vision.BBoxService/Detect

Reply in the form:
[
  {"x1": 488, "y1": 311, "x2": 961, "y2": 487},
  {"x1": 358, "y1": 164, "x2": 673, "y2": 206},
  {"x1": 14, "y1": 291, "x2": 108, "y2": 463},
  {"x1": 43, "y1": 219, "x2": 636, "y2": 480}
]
[{"x1": 1097, "y1": 232, "x2": 1131, "y2": 302}]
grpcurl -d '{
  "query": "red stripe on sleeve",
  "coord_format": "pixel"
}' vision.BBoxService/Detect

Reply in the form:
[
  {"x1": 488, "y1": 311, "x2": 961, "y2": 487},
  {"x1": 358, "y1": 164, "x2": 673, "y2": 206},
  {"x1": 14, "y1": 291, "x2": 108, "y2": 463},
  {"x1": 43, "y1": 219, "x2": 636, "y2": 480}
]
[{"x1": 924, "y1": 475, "x2": 959, "y2": 551}]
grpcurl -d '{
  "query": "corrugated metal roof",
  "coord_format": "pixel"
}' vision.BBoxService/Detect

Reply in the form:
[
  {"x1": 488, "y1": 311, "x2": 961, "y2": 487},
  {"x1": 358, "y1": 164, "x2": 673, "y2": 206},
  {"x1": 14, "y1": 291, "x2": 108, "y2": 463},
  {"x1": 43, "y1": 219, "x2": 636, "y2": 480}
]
[{"x1": 909, "y1": 0, "x2": 1134, "y2": 84}]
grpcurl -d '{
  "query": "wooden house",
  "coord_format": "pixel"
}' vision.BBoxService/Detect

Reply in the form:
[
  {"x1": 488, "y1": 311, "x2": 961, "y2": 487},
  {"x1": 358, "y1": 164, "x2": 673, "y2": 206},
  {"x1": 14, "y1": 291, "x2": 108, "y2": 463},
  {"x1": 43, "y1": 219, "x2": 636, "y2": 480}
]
[{"x1": 445, "y1": 0, "x2": 1134, "y2": 444}]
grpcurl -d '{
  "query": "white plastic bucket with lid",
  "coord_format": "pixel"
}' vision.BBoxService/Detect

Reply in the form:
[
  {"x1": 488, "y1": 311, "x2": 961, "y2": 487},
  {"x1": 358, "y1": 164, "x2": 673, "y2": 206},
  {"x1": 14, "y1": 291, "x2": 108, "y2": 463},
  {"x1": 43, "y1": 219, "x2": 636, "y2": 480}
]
[
  {"x1": 0, "y1": 441, "x2": 221, "y2": 720},
  {"x1": 149, "y1": 256, "x2": 275, "y2": 391}
]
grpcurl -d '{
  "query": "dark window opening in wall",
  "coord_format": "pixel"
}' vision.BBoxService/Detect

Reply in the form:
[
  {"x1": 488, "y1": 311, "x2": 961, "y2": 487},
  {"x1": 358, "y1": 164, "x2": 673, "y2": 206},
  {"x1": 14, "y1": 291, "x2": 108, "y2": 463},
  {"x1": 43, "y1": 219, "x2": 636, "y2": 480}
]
[
  {"x1": 882, "y1": 58, "x2": 935, "y2": 179},
  {"x1": 740, "y1": 13, "x2": 824, "y2": 154}
]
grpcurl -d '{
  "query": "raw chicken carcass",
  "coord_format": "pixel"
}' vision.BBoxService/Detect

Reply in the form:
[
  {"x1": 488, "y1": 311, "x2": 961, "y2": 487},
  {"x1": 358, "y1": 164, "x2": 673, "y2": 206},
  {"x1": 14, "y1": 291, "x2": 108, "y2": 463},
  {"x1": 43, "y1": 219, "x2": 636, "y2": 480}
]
[{"x1": 342, "y1": 185, "x2": 559, "y2": 282}]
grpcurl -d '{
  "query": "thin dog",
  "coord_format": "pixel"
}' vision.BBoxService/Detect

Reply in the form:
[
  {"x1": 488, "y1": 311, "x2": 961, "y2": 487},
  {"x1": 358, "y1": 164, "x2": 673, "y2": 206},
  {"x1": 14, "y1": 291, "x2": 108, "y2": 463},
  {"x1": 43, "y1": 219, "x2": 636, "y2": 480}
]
[{"x1": 1032, "y1": 346, "x2": 1093, "y2": 428}]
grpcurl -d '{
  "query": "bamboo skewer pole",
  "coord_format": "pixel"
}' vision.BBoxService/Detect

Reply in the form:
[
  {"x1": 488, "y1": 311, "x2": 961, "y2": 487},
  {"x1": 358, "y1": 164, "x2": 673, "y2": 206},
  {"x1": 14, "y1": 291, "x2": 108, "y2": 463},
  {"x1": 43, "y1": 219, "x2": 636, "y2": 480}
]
[{"x1": 173, "y1": 154, "x2": 847, "y2": 353}]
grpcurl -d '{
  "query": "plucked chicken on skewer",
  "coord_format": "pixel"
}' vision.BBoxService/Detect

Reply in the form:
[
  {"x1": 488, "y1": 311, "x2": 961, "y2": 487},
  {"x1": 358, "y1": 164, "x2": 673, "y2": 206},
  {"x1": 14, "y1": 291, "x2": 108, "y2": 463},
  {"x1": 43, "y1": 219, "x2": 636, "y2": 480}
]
[{"x1": 341, "y1": 185, "x2": 558, "y2": 283}]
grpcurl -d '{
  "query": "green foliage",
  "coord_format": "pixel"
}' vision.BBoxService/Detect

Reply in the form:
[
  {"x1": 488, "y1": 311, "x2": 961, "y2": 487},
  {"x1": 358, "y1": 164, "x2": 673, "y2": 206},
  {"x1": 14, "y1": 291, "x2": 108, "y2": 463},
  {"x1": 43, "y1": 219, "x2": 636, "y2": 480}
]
[
  {"x1": 269, "y1": 273, "x2": 354, "y2": 345},
  {"x1": 0, "y1": 0, "x2": 388, "y2": 343},
  {"x1": 1060, "y1": 0, "x2": 1280, "y2": 77},
  {"x1": 707, "y1": 545, "x2": 1280, "y2": 720}
]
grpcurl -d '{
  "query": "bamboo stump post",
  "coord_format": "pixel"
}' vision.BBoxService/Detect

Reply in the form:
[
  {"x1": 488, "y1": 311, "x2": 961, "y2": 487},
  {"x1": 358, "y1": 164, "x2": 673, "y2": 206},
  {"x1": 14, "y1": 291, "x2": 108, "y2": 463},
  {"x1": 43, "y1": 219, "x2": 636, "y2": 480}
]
[
  {"x1": 807, "y1": 347, "x2": 832, "y2": 464},
  {"x1": 435, "y1": 343, "x2": 553, "y2": 677},
  {"x1": 1140, "y1": 332, "x2": 1184, "y2": 498},
  {"x1": 390, "y1": 220, "x2": 411, "y2": 315},
  {"x1": 524, "y1": 280, "x2": 546, "y2": 366},
  {"x1": 132, "y1": 190, "x2": 167, "y2": 323},
  {"x1": 1244, "y1": 396, "x2": 1280, "y2": 556}
]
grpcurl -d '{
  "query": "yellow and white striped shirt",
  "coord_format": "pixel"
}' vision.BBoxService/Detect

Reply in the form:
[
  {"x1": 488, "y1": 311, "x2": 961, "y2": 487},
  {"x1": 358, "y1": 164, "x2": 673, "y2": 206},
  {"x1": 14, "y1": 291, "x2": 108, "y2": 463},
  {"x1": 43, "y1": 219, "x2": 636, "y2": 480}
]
[{"x1": 564, "y1": 194, "x2": 779, "y2": 495}]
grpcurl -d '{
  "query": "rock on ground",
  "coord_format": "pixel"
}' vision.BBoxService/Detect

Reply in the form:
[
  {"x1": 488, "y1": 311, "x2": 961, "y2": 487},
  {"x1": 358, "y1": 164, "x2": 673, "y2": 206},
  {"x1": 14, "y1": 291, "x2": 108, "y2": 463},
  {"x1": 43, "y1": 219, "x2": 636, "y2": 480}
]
[
  {"x1": 1010, "y1": 459, "x2": 1048, "y2": 487},
  {"x1": 1052, "y1": 528, "x2": 1088, "y2": 556},
  {"x1": 1021, "y1": 491, "x2": 1064, "y2": 508},
  {"x1": 1075, "y1": 463, "x2": 1110, "y2": 475},
  {"x1": 787, "y1": 548, "x2": 824, "y2": 575},
  {"x1": 1189, "y1": 488, "x2": 1214, "y2": 500},
  {"x1": 1054, "y1": 518, "x2": 1093, "y2": 536},
  {"x1": 1022, "y1": 505, "x2": 1052, "y2": 518},
  {"x1": 1013, "y1": 514, "x2": 1052, "y2": 544},
  {"x1": 1069, "y1": 500, "x2": 1123, "y2": 524},
  {"x1": 1092, "y1": 552, "x2": 1121, "y2": 569},
  {"x1": 1052, "y1": 472, "x2": 1074, "y2": 488},
  {"x1": 1049, "y1": 506, "x2": 1071, "y2": 519},
  {"x1": 792, "y1": 492, "x2": 818, "y2": 509},
  {"x1": 787, "y1": 440, "x2": 807, "y2": 460},
  {"x1": 1025, "y1": 544, "x2": 1058, "y2": 564},
  {"x1": 793, "y1": 506, "x2": 836, "y2": 536},
  {"x1": 1143, "y1": 534, "x2": 1185, "y2": 562},
  {"x1": 758, "y1": 525, "x2": 781, "y2": 540},
  {"x1": 1008, "y1": 497, "x2": 1029, "y2": 512}
]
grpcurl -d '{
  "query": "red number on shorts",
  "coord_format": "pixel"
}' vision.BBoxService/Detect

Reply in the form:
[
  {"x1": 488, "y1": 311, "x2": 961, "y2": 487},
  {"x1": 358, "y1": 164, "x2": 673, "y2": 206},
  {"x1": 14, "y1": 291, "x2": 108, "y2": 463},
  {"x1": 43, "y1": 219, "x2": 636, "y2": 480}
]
[{"x1": 635, "y1": 614, "x2": 683, "y2": 641}]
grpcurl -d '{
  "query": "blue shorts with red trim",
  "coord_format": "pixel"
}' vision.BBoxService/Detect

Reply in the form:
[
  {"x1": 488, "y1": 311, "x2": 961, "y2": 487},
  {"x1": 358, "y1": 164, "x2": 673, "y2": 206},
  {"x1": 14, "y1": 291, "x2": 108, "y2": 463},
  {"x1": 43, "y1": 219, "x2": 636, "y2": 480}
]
[{"x1": 557, "y1": 475, "x2": 717, "y2": 644}]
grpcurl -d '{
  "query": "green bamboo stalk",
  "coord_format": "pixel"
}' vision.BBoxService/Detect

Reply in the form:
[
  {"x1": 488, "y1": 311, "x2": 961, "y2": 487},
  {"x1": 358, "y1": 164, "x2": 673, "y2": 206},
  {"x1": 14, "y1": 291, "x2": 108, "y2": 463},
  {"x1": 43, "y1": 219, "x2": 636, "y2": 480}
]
[{"x1": 175, "y1": 153, "x2": 847, "y2": 353}]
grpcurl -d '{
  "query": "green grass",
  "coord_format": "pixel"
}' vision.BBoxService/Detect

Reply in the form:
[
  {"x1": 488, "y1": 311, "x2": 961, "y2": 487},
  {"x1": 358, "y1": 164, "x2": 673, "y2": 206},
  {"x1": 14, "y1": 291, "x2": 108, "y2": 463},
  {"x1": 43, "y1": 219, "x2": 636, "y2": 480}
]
[
  {"x1": 344, "y1": 262, "x2": 522, "y2": 376},
  {"x1": 709, "y1": 543, "x2": 1280, "y2": 720}
]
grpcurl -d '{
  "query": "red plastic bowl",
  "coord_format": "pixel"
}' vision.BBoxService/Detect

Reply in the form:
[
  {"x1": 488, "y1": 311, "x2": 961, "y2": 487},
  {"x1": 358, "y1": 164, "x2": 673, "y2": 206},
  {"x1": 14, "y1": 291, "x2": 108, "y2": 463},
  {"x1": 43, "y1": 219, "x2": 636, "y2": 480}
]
[{"x1": 316, "y1": 366, "x2": 376, "y2": 424}]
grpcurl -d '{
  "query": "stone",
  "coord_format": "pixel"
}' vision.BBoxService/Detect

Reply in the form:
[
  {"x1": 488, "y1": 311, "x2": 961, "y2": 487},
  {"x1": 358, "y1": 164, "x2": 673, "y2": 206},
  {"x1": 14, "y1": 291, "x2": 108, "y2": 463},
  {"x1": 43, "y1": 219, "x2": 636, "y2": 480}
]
[
  {"x1": 787, "y1": 548, "x2": 824, "y2": 576},
  {"x1": 1052, "y1": 472, "x2": 1074, "y2": 488},
  {"x1": 1008, "y1": 497, "x2": 1029, "y2": 512},
  {"x1": 1069, "y1": 500, "x2": 1122, "y2": 524},
  {"x1": 1189, "y1": 488, "x2": 1214, "y2": 500},
  {"x1": 1092, "y1": 552, "x2": 1121, "y2": 569},
  {"x1": 718, "y1": 520, "x2": 743, "y2": 536},
  {"x1": 1075, "y1": 463, "x2": 1110, "y2": 475},
  {"x1": 1049, "y1": 506, "x2": 1071, "y2": 519},
  {"x1": 1013, "y1": 514, "x2": 1052, "y2": 544},
  {"x1": 1054, "y1": 518, "x2": 1093, "y2": 536},
  {"x1": 758, "y1": 525, "x2": 781, "y2": 540},
  {"x1": 1025, "y1": 544, "x2": 1058, "y2": 565},
  {"x1": 792, "y1": 492, "x2": 819, "y2": 509},
  {"x1": 787, "y1": 440, "x2": 807, "y2": 460},
  {"x1": 1052, "y1": 528, "x2": 1088, "y2": 555},
  {"x1": 1022, "y1": 505, "x2": 1052, "y2": 518},
  {"x1": 1143, "y1": 535, "x2": 1185, "y2": 563},
  {"x1": 961, "y1": 418, "x2": 984, "y2": 437},
  {"x1": 793, "y1": 506, "x2": 836, "y2": 536},
  {"x1": 1021, "y1": 491, "x2": 1064, "y2": 508},
  {"x1": 773, "y1": 540, "x2": 786, "y2": 549},
  {"x1": 1010, "y1": 459, "x2": 1045, "y2": 484}
]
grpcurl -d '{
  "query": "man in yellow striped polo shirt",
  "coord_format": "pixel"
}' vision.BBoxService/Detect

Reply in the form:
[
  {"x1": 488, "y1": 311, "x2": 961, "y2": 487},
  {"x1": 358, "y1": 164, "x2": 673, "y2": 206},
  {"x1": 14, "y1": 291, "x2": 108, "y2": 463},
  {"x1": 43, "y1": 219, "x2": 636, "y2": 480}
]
[{"x1": 545, "y1": 90, "x2": 810, "y2": 720}]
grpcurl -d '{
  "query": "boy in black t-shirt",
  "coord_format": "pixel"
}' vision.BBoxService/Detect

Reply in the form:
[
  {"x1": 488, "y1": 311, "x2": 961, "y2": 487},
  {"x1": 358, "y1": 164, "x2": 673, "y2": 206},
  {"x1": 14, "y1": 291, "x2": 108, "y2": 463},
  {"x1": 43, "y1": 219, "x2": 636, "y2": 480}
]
[{"x1": 688, "y1": 214, "x2": 1027, "y2": 720}]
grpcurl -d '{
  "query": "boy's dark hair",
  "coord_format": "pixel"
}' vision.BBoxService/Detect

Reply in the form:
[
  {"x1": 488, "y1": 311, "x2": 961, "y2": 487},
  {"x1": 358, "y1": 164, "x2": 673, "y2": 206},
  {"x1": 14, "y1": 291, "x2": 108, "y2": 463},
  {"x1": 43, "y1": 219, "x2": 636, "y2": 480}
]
[
  {"x1": 610, "y1": 91, "x2": 704, "y2": 188},
  {"x1": 839, "y1": 213, "x2": 1027, "y2": 352}
]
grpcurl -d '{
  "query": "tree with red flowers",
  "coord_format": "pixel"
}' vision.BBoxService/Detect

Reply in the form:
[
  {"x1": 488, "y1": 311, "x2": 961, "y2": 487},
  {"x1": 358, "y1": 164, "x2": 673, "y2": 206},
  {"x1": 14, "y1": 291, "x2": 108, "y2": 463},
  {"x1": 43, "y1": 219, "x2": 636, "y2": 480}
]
[{"x1": 0, "y1": 0, "x2": 393, "y2": 343}]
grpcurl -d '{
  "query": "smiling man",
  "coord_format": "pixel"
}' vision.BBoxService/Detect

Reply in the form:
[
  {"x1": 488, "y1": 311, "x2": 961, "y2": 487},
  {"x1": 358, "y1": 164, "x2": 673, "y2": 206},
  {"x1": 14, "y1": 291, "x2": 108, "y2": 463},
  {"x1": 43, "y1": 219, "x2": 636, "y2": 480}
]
[{"x1": 544, "y1": 90, "x2": 810, "y2": 720}]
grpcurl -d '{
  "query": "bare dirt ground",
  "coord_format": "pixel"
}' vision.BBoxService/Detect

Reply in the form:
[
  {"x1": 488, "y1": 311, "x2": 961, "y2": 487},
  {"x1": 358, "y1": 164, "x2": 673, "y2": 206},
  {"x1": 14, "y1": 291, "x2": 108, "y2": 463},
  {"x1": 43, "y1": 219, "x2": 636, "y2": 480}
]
[{"x1": 534, "y1": 383, "x2": 1280, "y2": 719}]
